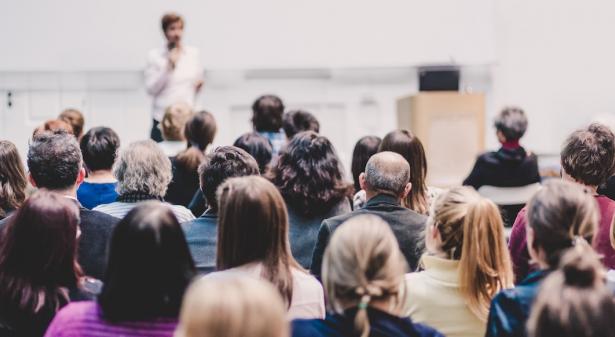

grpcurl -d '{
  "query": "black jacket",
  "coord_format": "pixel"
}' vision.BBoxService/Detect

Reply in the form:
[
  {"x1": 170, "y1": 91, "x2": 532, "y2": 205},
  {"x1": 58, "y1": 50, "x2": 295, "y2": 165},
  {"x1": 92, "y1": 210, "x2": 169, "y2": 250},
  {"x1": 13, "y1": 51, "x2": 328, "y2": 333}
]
[
  {"x1": 463, "y1": 147, "x2": 540, "y2": 190},
  {"x1": 310, "y1": 194, "x2": 426, "y2": 278}
]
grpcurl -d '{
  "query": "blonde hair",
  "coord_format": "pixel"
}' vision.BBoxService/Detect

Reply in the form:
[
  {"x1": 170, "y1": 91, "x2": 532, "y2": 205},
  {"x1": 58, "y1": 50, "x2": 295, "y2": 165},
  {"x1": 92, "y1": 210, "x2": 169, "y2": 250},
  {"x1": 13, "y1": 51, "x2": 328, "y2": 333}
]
[
  {"x1": 175, "y1": 277, "x2": 288, "y2": 337},
  {"x1": 323, "y1": 215, "x2": 408, "y2": 337},
  {"x1": 429, "y1": 186, "x2": 513, "y2": 321},
  {"x1": 161, "y1": 102, "x2": 193, "y2": 141}
]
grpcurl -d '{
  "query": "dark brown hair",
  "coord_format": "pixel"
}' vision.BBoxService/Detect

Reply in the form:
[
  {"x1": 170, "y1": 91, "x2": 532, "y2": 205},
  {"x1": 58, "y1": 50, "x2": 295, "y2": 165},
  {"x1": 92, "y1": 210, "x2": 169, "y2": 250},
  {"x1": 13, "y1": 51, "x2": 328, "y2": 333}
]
[
  {"x1": 251, "y1": 95, "x2": 285, "y2": 132},
  {"x1": 58, "y1": 108, "x2": 85, "y2": 139},
  {"x1": 0, "y1": 190, "x2": 82, "y2": 320},
  {"x1": 0, "y1": 141, "x2": 27, "y2": 218},
  {"x1": 161, "y1": 12, "x2": 184, "y2": 32},
  {"x1": 216, "y1": 176, "x2": 301, "y2": 306},
  {"x1": 527, "y1": 247, "x2": 615, "y2": 337},
  {"x1": 527, "y1": 180, "x2": 598, "y2": 268},
  {"x1": 379, "y1": 130, "x2": 429, "y2": 214},
  {"x1": 176, "y1": 110, "x2": 217, "y2": 174},
  {"x1": 267, "y1": 131, "x2": 353, "y2": 216},
  {"x1": 282, "y1": 110, "x2": 320, "y2": 139},
  {"x1": 561, "y1": 123, "x2": 615, "y2": 187},
  {"x1": 351, "y1": 136, "x2": 381, "y2": 193}
]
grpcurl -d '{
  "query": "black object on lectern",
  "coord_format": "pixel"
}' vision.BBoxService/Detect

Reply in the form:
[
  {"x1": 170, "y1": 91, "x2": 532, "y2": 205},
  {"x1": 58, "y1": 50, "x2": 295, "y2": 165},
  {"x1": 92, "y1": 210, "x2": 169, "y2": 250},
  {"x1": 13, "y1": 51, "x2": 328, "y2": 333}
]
[{"x1": 419, "y1": 66, "x2": 460, "y2": 91}]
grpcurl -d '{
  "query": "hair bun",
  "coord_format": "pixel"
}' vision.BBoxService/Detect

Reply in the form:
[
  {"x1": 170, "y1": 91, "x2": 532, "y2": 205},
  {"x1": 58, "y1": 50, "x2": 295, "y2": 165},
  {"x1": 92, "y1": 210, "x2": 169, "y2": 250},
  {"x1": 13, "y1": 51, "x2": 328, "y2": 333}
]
[{"x1": 560, "y1": 248, "x2": 600, "y2": 288}]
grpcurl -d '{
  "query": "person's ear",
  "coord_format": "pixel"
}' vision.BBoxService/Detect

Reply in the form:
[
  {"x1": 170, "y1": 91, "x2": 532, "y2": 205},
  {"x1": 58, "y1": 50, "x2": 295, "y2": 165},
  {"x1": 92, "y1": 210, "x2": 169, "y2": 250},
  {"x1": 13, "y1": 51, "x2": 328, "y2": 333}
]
[
  {"x1": 28, "y1": 173, "x2": 37, "y2": 188},
  {"x1": 75, "y1": 167, "x2": 86, "y2": 186},
  {"x1": 401, "y1": 182, "x2": 412, "y2": 199},
  {"x1": 359, "y1": 173, "x2": 367, "y2": 191}
]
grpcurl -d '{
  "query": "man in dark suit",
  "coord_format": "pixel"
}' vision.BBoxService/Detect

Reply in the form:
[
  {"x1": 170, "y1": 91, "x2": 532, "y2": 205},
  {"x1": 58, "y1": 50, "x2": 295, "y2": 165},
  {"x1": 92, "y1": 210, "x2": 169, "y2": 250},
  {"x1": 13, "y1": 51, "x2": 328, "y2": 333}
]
[
  {"x1": 0, "y1": 131, "x2": 118, "y2": 279},
  {"x1": 310, "y1": 151, "x2": 427, "y2": 277}
]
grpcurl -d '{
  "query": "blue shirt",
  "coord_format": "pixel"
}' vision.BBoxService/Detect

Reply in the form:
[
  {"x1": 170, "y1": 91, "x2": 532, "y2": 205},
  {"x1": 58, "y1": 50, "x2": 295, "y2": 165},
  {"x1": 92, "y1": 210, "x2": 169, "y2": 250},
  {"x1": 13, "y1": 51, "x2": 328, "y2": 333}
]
[
  {"x1": 258, "y1": 130, "x2": 286, "y2": 156},
  {"x1": 485, "y1": 270, "x2": 550, "y2": 337},
  {"x1": 77, "y1": 181, "x2": 118, "y2": 210}
]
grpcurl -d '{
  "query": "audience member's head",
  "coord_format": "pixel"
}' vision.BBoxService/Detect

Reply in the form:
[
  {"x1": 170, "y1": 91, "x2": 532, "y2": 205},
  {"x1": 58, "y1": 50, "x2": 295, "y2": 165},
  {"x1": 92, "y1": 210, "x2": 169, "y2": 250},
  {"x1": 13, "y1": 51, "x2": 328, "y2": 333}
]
[
  {"x1": 32, "y1": 119, "x2": 74, "y2": 137},
  {"x1": 27, "y1": 131, "x2": 84, "y2": 192},
  {"x1": 199, "y1": 146, "x2": 259, "y2": 212},
  {"x1": 379, "y1": 130, "x2": 430, "y2": 214},
  {"x1": 251, "y1": 95, "x2": 285, "y2": 133},
  {"x1": 0, "y1": 141, "x2": 27, "y2": 218},
  {"x1": 161, "y1": 12, "x2": 184, "y2": 45},
  {"x1": 99, "y1": 201, "x2": 195, "y2": 322},
  {"x1": 0, "y1": 190, "x2": 82, "y2": 320},
  {"x1": 494, "y1": 106, "x2": 528, "y2": 142},
  {"x1": 176, "y1": 277, "x2": 289, "y2": 337},
  {"x1": 351, "y1": 136, "x2": 381, "y2": 193},
  {"x1": 527, "y1": 180, "x2": 598, "y2": 269},
  {"x1": 113, "y1": 140, "x2": 171, "y2": 198},
  {"x1": 282, "y1": 110, "x2": 320, "y2": 139},
  {"x1": 233, "y1": 132, "x2": 273, "y2": 174},
  {"x1": 359, "y1": 151, "x2": 411, "y2": 201},
  {"x1": 79, "y1": 127, "x2": 120, "y2": 174},
  {"x1": 58, "y1": 108, "x2": 85, "y2": 139},
  {"x1": 216, "y1": 176, "x2": 299, "y2": 305},
  {"x1": 561, "y1": 123, "x2": 615, "y2": 188},
  {"x1": 267, "y1": 131, "x2": 352, "y2": 216},
  {"x1": 323, "y1": 215, "x2": 407, "y2": 337},
  {"x1": 527, "y1": 247, "x2": 615, "y2": 337},
  {"x1": 161, "y1": 102, "x2": 192, "y2": 141},
  {"x1": 426, "y1": 186, "x2": 513, "y2": 320},
  {"x1": 176, "y1": 110, "x2": 217, "y2": 173}
]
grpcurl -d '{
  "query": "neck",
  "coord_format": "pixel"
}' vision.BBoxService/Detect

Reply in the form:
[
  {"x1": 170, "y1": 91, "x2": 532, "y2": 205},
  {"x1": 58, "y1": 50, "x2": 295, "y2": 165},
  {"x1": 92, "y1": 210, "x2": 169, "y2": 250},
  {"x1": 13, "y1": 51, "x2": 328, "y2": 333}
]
[
  {"x1": 52, "y1": 187, "x2": 78, "y2": 199},
  {"x1": 365, "y1": 189, "x2": 400, "y2": 202},
  {"x1": 501, "y1": 139, "x2": 520, "y2": 150},
  {"x1": 86, "y1": 170, "x2": 115, "y2": 183}
]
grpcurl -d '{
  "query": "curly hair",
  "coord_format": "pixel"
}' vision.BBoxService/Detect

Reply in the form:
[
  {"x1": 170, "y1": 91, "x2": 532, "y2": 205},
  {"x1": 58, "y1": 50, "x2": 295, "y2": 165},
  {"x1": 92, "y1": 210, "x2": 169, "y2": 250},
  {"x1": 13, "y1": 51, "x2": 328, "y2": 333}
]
[
  {"x1": 267, "y1": 131, "x2": 352, "y2": 216},
  {"x1": 113, "y1": 140, "x2": 172, "y2": 197},
  {"x1": 561, "y1": 123, "x2": 615, "y2": 186}
]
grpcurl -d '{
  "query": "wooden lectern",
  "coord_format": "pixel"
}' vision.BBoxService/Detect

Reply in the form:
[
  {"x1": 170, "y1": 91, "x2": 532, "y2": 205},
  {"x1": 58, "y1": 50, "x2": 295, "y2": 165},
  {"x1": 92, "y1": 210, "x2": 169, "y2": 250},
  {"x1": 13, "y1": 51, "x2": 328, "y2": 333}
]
[{"x1": 396, "y1": 92, "x2": 485, "y2": 187}]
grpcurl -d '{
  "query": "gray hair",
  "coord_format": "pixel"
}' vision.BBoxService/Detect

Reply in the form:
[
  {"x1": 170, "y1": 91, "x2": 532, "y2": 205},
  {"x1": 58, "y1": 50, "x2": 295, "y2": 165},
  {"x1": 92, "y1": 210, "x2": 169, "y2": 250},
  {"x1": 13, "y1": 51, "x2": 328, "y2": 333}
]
[
  {"x1": 494, "y1": 106, "x2": 528, "y2": 141},
  {"x1": 113, "y1": 140, "x2": 172, "y2": 197},
  {"x1": 364, "y1": 151, "x2": 410, "y2": 195}
]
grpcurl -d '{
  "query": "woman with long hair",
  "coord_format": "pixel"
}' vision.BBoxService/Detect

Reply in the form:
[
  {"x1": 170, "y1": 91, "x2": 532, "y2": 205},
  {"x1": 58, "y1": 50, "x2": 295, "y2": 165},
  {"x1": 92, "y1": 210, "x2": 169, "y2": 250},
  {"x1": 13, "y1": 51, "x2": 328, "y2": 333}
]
[
  {"x1": 45, "y1": 201, "x2": 196, "y2": 336},
  {"x1": 267, "y1": 131, "x2": 353, "y2": 268},
  {"x1": 175, "y1": 277, "x2": 289, "y2": 337},
  {"x1": 0, "y1": 141, "x2": 27, "y2": 219},
  {"x1": 485, "y1": 180, "x2": 598, "y2": 337},
  {"x1": 406, "y1": 187, "x2": 513, "y2": 337},
  {"x1": 206, "y1": 175, "x2": 325, "y2": 319},
  {"x1": 292, "y1": 215, "x2": 443, "y2": 337},
  {"x1": 0, "y1": 190, "x2": 97, "y2": 336},
  {"x1": 527, "y1": 247, "x2": 615, "y2": 337},
  {"x1": 165, "y1": 110, "x2": 217, "y2": 207}
]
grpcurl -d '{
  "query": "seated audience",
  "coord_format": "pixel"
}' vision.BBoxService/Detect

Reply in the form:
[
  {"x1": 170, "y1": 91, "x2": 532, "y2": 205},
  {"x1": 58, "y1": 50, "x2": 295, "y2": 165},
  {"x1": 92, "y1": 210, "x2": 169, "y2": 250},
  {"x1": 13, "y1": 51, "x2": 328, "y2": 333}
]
[
  {"x1": 0, "y1": 141, "x2": 27, "y2": 219},
  {"x1": 486, "y1": 180, "x2": 597, "y2": 337},
  {"x1": 463, "y1": 106, "x2": 540, "y2": 190},
  {"x1": 527, "y1": 248, "x2": 615, "y2": 337},
  {"x1": 77, "y1": 127, "x2": 120, "y2": 209},
  {"x1": 292, "y1": 215, "x2": 444, "y2": 337},
  {"x1": 311, "y1": 151, "x2": 426, "y2": 277},
  {"x1": 379, "y1": 130, "x2": 440, "y2": 215},
  {"x1": 44, "y1": 202, "x2": 196, "y2": 337},
  {"x1": 252, "y1": 95, "x2": 286, "y2": 156},
  {"x1": 350, "y1": 135, "x2": 381, "y2": 196},
  {"x1": 33, "y1": 119, "x2": 74, "y2": 137},
  {"x1": 508, "y1": 123, "x2": 615, "y2": 280},
  {"x1": 0, "y1": 131, "x2": 117, "y2": 280},
  {"x1": 165, "y1": 110, "x2": 217, "y2": 207},
  {"x1": 176, "y1": 277, "x2": 289, "y2": 337},
  {"x1": 58, "y1": 108, "x2": 85, "y2": 140},
  {"x1": 282, "y1": 110, "x2": 320, "y2": 139},
  {"x1": 233, "y1": 132, "x2": 273, "y2": 173},
  {"x1": 0, "y1": 191, "x2": 99, "y2": 336},
  {"x1": 94, "y1": 140, "x2": 195, "y2": 222},
  {"x1": 158, "y1": 102, "x2": 192, "y2": 157},
  {"x1": 205, "y1": 176, "x2": 325, "y2": 319},
  {"x1": 406, "y1": 187, "x2": 513, "y2": 337},
  {"x1": 181, "y1": 146, "x2": 260, "y2": 273},
  {"x1": 267, "y1": 131, "x2": 353, "y2": 269}
]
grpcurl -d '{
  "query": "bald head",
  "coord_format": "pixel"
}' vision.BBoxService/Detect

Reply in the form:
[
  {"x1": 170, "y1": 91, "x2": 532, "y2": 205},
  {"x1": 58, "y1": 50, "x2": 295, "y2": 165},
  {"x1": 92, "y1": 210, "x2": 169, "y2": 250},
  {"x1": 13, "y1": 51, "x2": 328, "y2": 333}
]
[{"x1": 361, "y1": 151, "x2": 410, "y2": 197}]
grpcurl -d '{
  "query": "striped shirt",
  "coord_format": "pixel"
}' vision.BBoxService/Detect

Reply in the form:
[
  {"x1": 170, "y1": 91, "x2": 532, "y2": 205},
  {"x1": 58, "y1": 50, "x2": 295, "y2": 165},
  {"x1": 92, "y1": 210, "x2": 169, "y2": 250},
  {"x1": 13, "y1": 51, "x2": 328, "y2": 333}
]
[
  {"x1": 44, "y1": 301, "x2": 177, "y2": 337},
  {"x1": 94, "y1": 201, "x2": 195, "y2": 223}
]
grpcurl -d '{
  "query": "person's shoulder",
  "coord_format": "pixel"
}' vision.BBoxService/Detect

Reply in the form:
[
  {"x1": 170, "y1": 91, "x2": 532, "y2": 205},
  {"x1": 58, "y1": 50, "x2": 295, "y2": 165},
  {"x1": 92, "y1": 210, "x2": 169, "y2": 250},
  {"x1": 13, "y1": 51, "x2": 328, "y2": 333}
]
[
  {"x1": 181, "y1": 215, "x2": 217, "y2": 234},
  {"x1": 292, "y1": 268, "x2": 323, "y2": 290},
  {"x1": 80, "y1": 207, "x2": 120, "y2": 224},
  {"x1": 170, "y1": 204, "x2": 196, "y2": 222},
  {"x1": 55, "y1": 301, "x2": 99, "y2": 323},
  {"x1": 412, "y1": 322, "x2": 446, "y2": 337},
  {"x1": 291, "y1": 319, "x2": 331, "y2": 337}
]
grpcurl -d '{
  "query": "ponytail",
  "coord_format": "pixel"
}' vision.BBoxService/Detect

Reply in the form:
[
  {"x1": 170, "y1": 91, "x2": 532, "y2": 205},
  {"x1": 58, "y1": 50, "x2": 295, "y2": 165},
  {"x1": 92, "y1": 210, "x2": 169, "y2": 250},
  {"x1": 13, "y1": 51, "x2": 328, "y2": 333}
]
[
  {"x1": 175, "y1": 146, "x2": 205, "y2": 173},
  {"x1": 175, "y1": 110, "x2": 217, "y2": 174}
]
